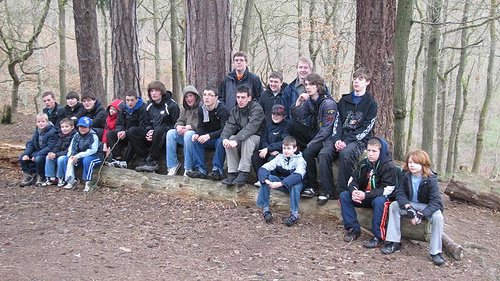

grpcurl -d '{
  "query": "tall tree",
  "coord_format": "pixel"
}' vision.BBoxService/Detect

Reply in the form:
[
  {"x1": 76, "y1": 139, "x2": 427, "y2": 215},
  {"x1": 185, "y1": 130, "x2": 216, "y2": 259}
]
[
  {"x1": 170, "y1": 0, "x2": 182, "y2": 100},
  {"x1": 0, "y1": 0, "x2": 51, "y2": 113},
  {"x1": 472, "y1": 0, "x2": 497, "y2": 173},
  {"x1": 73, "y1": 0, "x2": 105, "y2": 103},
  {"x1": 111, "y1": 0, "x2": 141, "y2": 100},
  {"x1": 393, "y1": 0, "x2": 414, "y2": 160},
  {"x1": 185, "y1": 0, "x2": 231, "y2": 92},
  {"x1": 354, "y1": 0, "x2": 396, "y2": 145},
  {"x1": 98, "y1": 0, "x2": 110, "y2": 101},
  {"x1": 239, "y1": 0, "x2": 254, "y2": 53},
  {"x1": 421, "y1": 0, "x2": 442, "y2": 160},
  {"x1": 58, "y1": 0, "x2": 68, "y2": 102}
]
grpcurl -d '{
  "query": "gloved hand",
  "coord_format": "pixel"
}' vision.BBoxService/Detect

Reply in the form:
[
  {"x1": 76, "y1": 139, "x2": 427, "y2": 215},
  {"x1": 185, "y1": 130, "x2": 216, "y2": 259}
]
[
  {"x1": 405, "y1": 206, "x2": 417, "y2": 219},
  {"x1": 414, "y1": 211, "x2": 424, "y2": 225}
]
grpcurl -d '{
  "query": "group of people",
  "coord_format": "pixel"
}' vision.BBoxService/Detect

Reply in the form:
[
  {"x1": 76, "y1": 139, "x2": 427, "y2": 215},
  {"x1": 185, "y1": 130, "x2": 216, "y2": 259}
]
[{"x1": 18, "y1": 52, "x2": 445, "y2": 266}]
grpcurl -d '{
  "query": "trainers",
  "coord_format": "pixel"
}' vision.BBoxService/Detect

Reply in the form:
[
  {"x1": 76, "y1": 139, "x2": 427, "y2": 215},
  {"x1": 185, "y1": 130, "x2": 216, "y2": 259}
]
[
  {"x1": 167, "y1": 162, "x2": 181, "y2": 176},
  {"x1": 363, "y1": 236, "x2": 384, "y2": 248},
  {"x1": 222, "y1": 173, "x2": 238, "y2": 186},
  {"x1": 136, "y1": 159, "x2": 159, "y2": 172},
  {"x1": 301, "y1": 188, "x2": 317, "y2": 198},
  {"x1": 317, "y1": 193, "x2": 331, "y2": 205},
  {"x1": 263, "y1": 211, "x2": 273, "y2": 223},
  {"x1": 19, "y1": 173, "x2": 36, "y2": 187},
  {"x1": 207, "y1": 170, "x2": 224, "y2": 181},
  {"x1": 35, "y1": 176, "x2": 44, "y2": 186},
  {"x1": 232, "y1": 171, "x2": 249, "y2": 186},
  {"x1": 254, "y1": 181, "x2": 261, "y2": 188},
  {"x1": 64, "y1": 181, "x2": 77, "y2": 190},
  {"x1": 283, "y1": 214, "x2": 299, "y2": 227},
  {"x1": 83, "y1": 181, "x2": 94, "y2": 192},
  {"x1": 380, "y1": 242, "x2": 402, "y2": 255},
  {"x1": 430, "y1": 253, "x2": 446, "y2": 266},
  {"x1": 186, "y1": 170, "x2": 206, "y2": 179},
  {"x1": 57, "y1": 178, "x2": 66, "y2": 188},
  {"x1": 343, "y1": 228, "x2": 361, "y2": 242},
  {"x1": 115, "y1": 160, "x2": 127, "y2": 169},
  {"x1": 41, "y1": 178, "x2": 58, "y2": 187}
]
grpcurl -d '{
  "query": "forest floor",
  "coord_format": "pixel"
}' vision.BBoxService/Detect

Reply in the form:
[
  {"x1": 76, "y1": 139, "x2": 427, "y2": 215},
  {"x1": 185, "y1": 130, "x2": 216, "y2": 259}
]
[{"x1": 0, "y1": 114, "x2": 499, "y2": 281}]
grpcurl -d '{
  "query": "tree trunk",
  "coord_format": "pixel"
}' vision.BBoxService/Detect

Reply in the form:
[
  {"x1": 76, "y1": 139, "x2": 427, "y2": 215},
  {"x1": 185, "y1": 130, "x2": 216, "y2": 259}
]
[
  {"x1": 73, "y1": 0, "x2": 105, "y2": 103},
  {"x1": 472, "y1": 0, "x2": 497, "y2": 173},
  {"x1": 58, "y1": 0, "x2": 67, "y2": 103},
  {"x1": 99, "y1": 2, "x2": 110, "y2": 102},
  {"x1": 308, "y1": 0, "x2": 318, "y2": 66},
  {"x1": 152, "y1": 0, "x2": 161, "y2": 80},
  {"x1": 446, "y1": 0, "x2": 470, "y2": 175},
  {"x1": 297, "y1": 0, "x2": 303, "y2": 56},
  {"x1": 354, "y1": 0, "x2": 396, "y2": 145},
  {"x1": 239, "y1": 0, "x2": 254, "y2": 53},
  {"x1": 445, "y1": 170, "x2": 500, "y2": 211},
  {"x1": 170, "y1": 0, "x2": 182, "y2": 101},
  {"x1": 111, "y1": 0, "x2": 141, "y2": 101},
  {"x1": 185, "y1": 0, "x2": 231, "y2": 93},
  {"x1": 421, "y1": 0, "x2": 442, "y2": 160},
  {"x1": 393, "y1": 0, "x2": 414, "y2": 161}
]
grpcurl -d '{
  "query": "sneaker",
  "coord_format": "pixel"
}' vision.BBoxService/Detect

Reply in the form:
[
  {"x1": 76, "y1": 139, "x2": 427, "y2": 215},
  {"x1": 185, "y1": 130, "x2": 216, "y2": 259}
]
[
  {"x1": 254, "y1": 181, "x2": 261, "y2": 188},
  {"x1": 380, "y1": 242, "x2": 402, "y2": 255},
  {"x1": 363, "y1": 236, "x2": 384, "y2": 248},
  {"x1": 83, "y1": 181, "x2": 94, "y2": 192},
  {"x1": 186, "y1": 170, "x2": 207, "y2": 179},
  {"x1": 207, "y1": 170, "x2": 224, "y2": 181},
  {"x1": 167, "y1": 162, "x2": 181, "y2": 176},
  {"x1": 430, "y1": 253, "x2": 446, "y2": 266},
  {"x1": 301, "y1": 188, "x2": 317, "y2": 198},
  {"x1": 343, "y1": 228, "x2": 361, "y2": 242},
  {"x1": 283, "y1": 214, "x2": 299, "y2": 227},
  {"x1": 35, "y1": 176, "x2": 45, "y2": 186},
  {"x1": 263, "y1": 211, "x2": 273, "y2": 223},
  {"x1": 136, "y1": 159, "x2": 159, "y2": 172},
  {"x1": 317, "y1": 193, "x2": 331, "y2": 205},
  {"x1": 222, "y1": 172, "x2": 238, "y2": 186},
  {"x1": 19, "y1": 173, "x2": 36, "y2": 187},
  {"x1": 64, "y1": 181, "x2": 77, "y2": 190},
  {"x1": 41, "y1": 178, "x2": 58, "y2": 187},
  {"x1": 232, "y1": 171, "x2": 249, "y2": 186},
  {"x1": 57, "y1": 178, "x2": 66, "y2": 188}
]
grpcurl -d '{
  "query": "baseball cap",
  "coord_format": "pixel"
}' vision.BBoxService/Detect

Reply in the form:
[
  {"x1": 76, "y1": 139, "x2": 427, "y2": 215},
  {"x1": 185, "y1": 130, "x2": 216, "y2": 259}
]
[
  {"x1": 271, "y1": 104, "x2": 286, "y2": 115},
  {"x1": 76, "y1": 116, "x2": 92, "y2": 127}
]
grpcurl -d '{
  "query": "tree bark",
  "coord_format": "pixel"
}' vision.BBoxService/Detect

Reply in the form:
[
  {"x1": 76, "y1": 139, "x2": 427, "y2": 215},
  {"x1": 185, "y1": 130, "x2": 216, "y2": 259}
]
[
  {"x1": 239, "y1": 0, "x2": 254, "y2": 53},
  {"x1": 99, "y1": 2, "x2": 110, "y2": 102},
  {"x1": 170, "y1": 0, "x2": 182, "y2": 101},
  {"x1": 73, "y1": 0, "x2": 105, "y2": 103},
  {"x1": 185, "y1": 0, "x2": 231, "y2": 93},
  {"x1": 111, "y1": 0, "x2": 141, "y2": 101},
  {"x1": 58, "y1": 0, "x2": 67, "y2": 103},
  {"x1": 354, "y1": 0, "x2": 396, "y2": 145},
  {"x1": 297, "y1": 0, "x2": 303, "y2": 56},
  {"x1": 472, "y1": 0, "x2": 497, "y2": 173},
  {"x1": 393, "y1": 0, "x2": 414, "y2": 160}
]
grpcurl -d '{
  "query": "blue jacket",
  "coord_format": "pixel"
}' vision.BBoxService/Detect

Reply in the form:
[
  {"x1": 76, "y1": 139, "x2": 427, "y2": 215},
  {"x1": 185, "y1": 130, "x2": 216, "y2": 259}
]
[
  {"x1": 68, "y1": 130, "x2": 104, "y2": 160},
  {"x1": 258, "y1": 152, "x2": 307, "y2": 188},
  {"x1": 24, "y1": 124, "x2": 58, "y2": 158},
  {"x1": 52, "y1": 129, "x2": 77, "y2": 158},
  {"x1": 219, "y1": 67, "x2": 263, "y2": 111},
  {"x1": 43, "y1": 103, "x2": 66, "y2": 129},
  {"x1": 259, "y1": 119, "x2": 289, "y2": 153}
]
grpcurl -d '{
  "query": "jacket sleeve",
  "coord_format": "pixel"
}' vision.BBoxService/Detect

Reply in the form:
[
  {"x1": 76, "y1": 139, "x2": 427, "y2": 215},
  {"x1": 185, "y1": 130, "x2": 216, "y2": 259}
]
[
  {"x1": 74, "y1": 134, "x2": 99, "y2": 159},
  {"x1": 395, "y1": 170, "x2": 412, "y2": 209},
  {"x1": 258, "y1": 156, "x2": 278, "y2": 183},
  {"x1": 307, "y1": 99, "x2": 337, "y2": 147},
  {"x1": 24, "y1": 129, "x2": 38, "y2": 156},
  {"x1": 344, "y1": 99, "x2": 377, "y2": 144},
  {"x1": 281, "y1": 156, "x2": 307, "y2": 188},
  {"x1": 347, "y1": 164, "x2": 363, "y2": 193},
  {"x1": 175, "y1": 108, "x2": 187, "y2": 127},
  {"x1": 208, "y1": 106, "x2": 229, "y2": 139},
  {"x1": 366, "y1": 163, "x2": 397, "y2": 199},
  {"x1": 92, "y1": 108, "x2": 108, "y2": 129},
  {"x1": 234, "y1": 105, "x2": 265, "y2": 143},
  {"x1": 165, "y1": 102, "x2": 181, "y2": 130},
  {"x1": 33, "y1": 129, "x2": 58, "y2": 158},
  {"x1": 195, "y1": 107, "x2": 206, "y2": 135},
  {"x1": 421, "y1": 177, "x2": 443, "y2": 219},
  {"x1": 252, "y1": 76, "x2": 263, "y2": 101},
  {"x1": 116, "y1": 111, "x2": 126, "y2": 132}
]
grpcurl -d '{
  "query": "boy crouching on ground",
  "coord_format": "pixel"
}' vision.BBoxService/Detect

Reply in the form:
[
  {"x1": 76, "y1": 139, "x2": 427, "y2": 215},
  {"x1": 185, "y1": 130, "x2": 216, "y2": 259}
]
[
  {"x1": 256, "y1": 136, "x2": 306, "y2": 226},
  {"x1": 62, "y1": 116, "x2": 104, "y2": 192}
]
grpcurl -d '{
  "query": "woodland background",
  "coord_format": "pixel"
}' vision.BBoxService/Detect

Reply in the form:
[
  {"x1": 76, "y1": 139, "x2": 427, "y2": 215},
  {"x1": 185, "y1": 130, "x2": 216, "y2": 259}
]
[{"x1": 0, "y1": 0, "x2": 498, "y2": 178}]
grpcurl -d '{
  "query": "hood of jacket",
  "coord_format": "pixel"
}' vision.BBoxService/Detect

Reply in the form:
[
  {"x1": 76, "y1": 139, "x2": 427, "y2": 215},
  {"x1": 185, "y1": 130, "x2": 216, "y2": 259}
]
[
  {"x1": 107, "y1": 99, "x2": 123, "y2": 114},
  {"x1": 123, "y1": 96, "x2": 144, "y2": 115},
  {"x1": 372, "y1": 136, "x2": 391, "y2": 165},
  {"x1": 182, "y1": 85, "x2": 201, "y2": 110}
]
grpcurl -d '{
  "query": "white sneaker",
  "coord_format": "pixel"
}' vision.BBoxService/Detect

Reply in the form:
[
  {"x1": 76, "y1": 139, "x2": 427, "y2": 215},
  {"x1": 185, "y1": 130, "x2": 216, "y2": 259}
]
[
  {"x1": 64, "y1": 181, "x2": 76, "y2": 190},
  {"x1": 254, "y1": 181, "x2": 261, "y2": 187},
  {"x1": 116, "y1": 161, "x2": 127, "y2": 169},
  {"x1": 83, "y1": 182, "x2": 93, "y2": 192},
  {"x1": 57, "y1": 178, "x2": 66, "y2": 187},
  {"x1": 167, "y1": 162, "x2": 181, "y2": 176}
]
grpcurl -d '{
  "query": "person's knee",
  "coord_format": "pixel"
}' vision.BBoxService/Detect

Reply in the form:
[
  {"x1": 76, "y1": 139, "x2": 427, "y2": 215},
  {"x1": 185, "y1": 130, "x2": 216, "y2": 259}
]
[
  {"x1": 35, "y1": 156, "x2": 44, "y2": 164},
  {"x1": 431, "y1": 210, "x2": 444, "y2": 223},
  {"x1": 339, "y1": 190, "x2": 351, "y2": 202}
]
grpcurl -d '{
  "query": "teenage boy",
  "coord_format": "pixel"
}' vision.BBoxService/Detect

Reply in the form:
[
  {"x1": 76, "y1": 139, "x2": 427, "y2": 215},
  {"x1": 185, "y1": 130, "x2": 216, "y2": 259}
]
[
  {"x1": 219, "y1": 51, "x2": 263, "y2": 110},
  {"x1": 133, "y1": 81, "x2": 180, "y2": 172},
  {"x1": 63, "y1": 91, "x2": 84, "y2": 121},
  {"x1": 317, "y1": 67, "x2": 377, "y2": 205},
  {"x1": 220, "y1": 86, "x2": 265, "y2": 190},
  {"x1": 259, "y1": 72, "x2": 287, "y2": 123},
  {"x1": 165, "y1": 85, "x2": 201, "y2": 176},
  {"x1": 282, "y1": 57, "x2": 313, "y2": 120},
  {"x1": 42, "y1": 91, "x2": 65, "y2": 129},
  {"x1": 186, "y1": 87, "x2": 229, "y2": 180},
  {"x1": 106, "y1": 90, "x2": 148, "y2": 167},
  {"x1": 256, "y1": 136, "x2": 306, "y2": 226},
  {"x1": 79, "y1": 92, "x2": 107, "y2": 139},
  {"x1": 290, "y1": 73, "x2": 337, "y2": 198},
  {"x1": 340, "y1": 137, "x2": 397, "y2": 248}
]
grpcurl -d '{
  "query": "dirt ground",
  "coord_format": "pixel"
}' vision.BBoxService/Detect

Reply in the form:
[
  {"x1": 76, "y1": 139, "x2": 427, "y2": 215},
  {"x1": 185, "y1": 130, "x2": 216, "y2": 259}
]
[{"x1": 1, "y1": 114, "x2": 499, "y2": 280}]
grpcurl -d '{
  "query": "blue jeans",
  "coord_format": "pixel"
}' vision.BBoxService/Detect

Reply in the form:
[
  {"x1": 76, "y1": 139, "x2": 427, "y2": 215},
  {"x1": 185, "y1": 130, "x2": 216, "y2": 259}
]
[
  {"x1": 19, "y1": 154, "x2": 45, "y2": 177},
  {"x1": 45, "y1": 155, "x2": 68, "y2": 179},
  {"x1": 166, "y1": 129, "x2": 195, "y2": 170},
  {"x1": 64, "y1": 155, "x2": 102, "y2": 183},
  {"x1": 191, "y1": 138, "x2": 225, "y2": 174},
  {"x1": 256, "y1": 175, "x2": 303, "y2": 215},
  {"x1": 339, "y1": 190, "x2": 388, "y2": 239}
]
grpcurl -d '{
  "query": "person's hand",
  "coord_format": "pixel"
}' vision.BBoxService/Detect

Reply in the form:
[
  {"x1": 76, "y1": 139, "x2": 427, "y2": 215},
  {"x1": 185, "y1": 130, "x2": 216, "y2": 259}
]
[
  {"x1": 335, "y1": 140, "x2": 346, "y2": 151},
  {"x1": 351, "y1": 190, "x2": 365, "y2": 203},
  {"x1": 411, "y1": 211, "x2": 424, "y2": 225},
  {"x1": 47, "y1": 152, "x2": 56, "y2": 160},
  {"x1": 405, "y1": 206, "x2": 417, "y2": 219},
  {"x1": 270, "y1": 151, "x2": 279, "y2": 156},
  {"x1": 192, "y1": 134, "x2": 199, "y2": 142},
  {"x1": 197, "y1": 134, "x2": 210, "y2": 144},
  {"x1": 295, "y1": 93, "x2": 309, "y2": 107},
  {"x1": 258, "y1": 148, "x2": 268, "y2": 159},
  {"x1": 69, "y1": 156, "x2": 77, "y2": 164},
  {"x1": 117, "y1": 131, "x2": 126, "y2": 139},
  {"x1": 264, "y1": 179, "x2": 282, "y2": 189},
  {"x1": 22, "y1": 155, "x2": 30, "y2": 161},
  {"x1": 146, "y1": 130, "x2": 154, "y2": 142},
  {"x1": 223, "y1": 139, "x2": 237, "y2": 149}
]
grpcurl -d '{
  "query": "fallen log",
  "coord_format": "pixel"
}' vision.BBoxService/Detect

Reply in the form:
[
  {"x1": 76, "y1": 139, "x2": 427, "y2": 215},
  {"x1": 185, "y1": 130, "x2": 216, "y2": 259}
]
[
  {"x1": 445, "y1": 171, "x2": 500, "y2": 211},
  {"x1": 442, "y1": 233, "x2": 464, "y2": 261},
  {"x1": 0, "y1": 142, "x2": 24, "y2": 162}
]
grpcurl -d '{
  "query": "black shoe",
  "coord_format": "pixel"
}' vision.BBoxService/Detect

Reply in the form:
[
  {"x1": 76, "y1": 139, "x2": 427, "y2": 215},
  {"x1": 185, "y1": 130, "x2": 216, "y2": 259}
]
[
  {"x1": 207, "y1": 170, "x2": 223, "y2": 181},
  {"x1": 232, "y1": 171, "x2": 249, "y2": 186},
  {"x1": 343, "y1": 228, "x2": 361, "y2": 242},
  {"x1": 301, "y1": 188, "x2": 317, "y2": 198},
  {"x1": 19, "y1": 173, "x2": 36, "y2": 187},
  {"x1": 263, "y1": 211, "x2": 273, "y2": 223},
  {"x1": 222, "y1": 172, "x2": 238, "y2": 186},
  {"x1": 363, "y1": 237, "x2": 384, "y2": 248},
  {"x1": 430, "y1": 253, "x2": 446, "y2": 266},
  {"x1": 380, "y1": 242, "x2": 402, "y2": 255},
  {"x1": 317, "y1": 193, "x2": 331, "y2": 205},
  {"x1": 186, "y1": 170, "x2": 206, "y2": 179},
  {"x1": 283, "y1": 214, "x2": 299, "y2": 227},
  {"x1": 136, "y1": 160, "x2": 159, "y2": 172}
]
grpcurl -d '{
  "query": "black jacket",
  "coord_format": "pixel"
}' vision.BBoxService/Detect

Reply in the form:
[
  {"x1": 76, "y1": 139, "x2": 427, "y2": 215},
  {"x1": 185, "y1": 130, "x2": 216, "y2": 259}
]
[
  {"x1": 51, "y1": 130, "x2": 77, "y2": 158},
  {"x1": 259, "y1": 83, "x2": 287, "y2": 123},
  {"x1": 196, "y1": 101, "x2": 229, "y2": 139},
  {"x1": 259, "y1": 119, "x2": 289, "y2": 152},
  {"x1": 219, "y1": 67, "x2": 263, "y2": 111},
  {"x1": 116, "y1": 97, "x2": 149, "y2": 132},
  {"x1": 79, "y1": 101, "x2": 107, "y2": 129},
  {"x1": 43, "y1": 103, "x2": 66, "y2": 128},
  {"x1": 64, "y1": 102, "x2": 85, "y2": 122},
  {"x1": 396, "y1": 171, "x2": 444, "y2": 219},
  {"x1": 145, "y1": 92, "x2": 180, "y2": 131}
]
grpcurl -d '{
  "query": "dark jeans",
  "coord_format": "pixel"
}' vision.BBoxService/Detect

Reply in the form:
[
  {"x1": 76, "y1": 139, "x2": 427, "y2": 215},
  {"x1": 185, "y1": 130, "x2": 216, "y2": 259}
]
[
  {"x1": 127, "y1": 126, "x2": 169, "y2": 161},
  {"x1": 106, "y1": 130, "x2": 128, "y2": 160},
  {"x1": 19, "y1": 154, "x2": 45, "y2": 177},
  {"x1": 289, "y1": 121, "x2": 314, "y2": 150}
]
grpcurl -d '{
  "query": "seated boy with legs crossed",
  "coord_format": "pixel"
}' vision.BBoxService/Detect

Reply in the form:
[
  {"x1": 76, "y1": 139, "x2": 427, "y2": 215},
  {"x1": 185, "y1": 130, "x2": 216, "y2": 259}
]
[
  {"x1": 42, "y1": 118, "x2": 76, "y2": 187},
  {"x1": 256, "y1": 136, "x2": 307, "y2": 226},
  {"x1": 340, "y1": 137, "x2": 397, "y2": 248},
  {"x1": 381, "y1": 149, "x2": 446, "y2": 266}
]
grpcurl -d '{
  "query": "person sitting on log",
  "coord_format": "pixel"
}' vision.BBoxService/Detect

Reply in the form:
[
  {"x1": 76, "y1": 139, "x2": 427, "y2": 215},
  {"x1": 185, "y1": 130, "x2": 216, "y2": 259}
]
[
  {"x1": 381, "y1": 149, "x2": 445, "y2": 266},
  {"x1": 78, "y1": 92, "x2": 107, "y2": 140},
  {"x1": 63, "y1": 91, "x2": 85, "y2": 122},
  {"x1": 185, "y1": 86, "x2": 229, "y2": 180},
  {"x1": 339, "y1": 137, "x2": 397, "y2": 249},
  {"x1": 256, "y1": 136, "x2": 306, "y2": 226}
]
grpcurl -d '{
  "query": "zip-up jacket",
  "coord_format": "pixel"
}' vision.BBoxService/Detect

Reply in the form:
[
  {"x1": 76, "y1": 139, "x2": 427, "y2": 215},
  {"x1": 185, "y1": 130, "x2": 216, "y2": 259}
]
[
  {"x1": 219, "y1": 67, "x2": 263, "y2": 110},
  {"x1": 258, "y1": 152, "x2": 307, "y2": 188},
  {"x1": 79, "y1": 101, "x2": 107, "y2": 129},
  {"x1": 175, "y1": 87, "x2": 201, "y2": 130},
  {"x1": 43, "y1": 103, "x2": 65, "y2": 128},
  {"x1": 64, "y1": 102, "x2": 85, "y2": 122},
  {"x1": 259, "y1": 83, "x2": 287, "y2": 123},
  {"x1": 260, "y1": 119, "x2": 289, "y2": 152},
  {"x1": 24, "y1": 124, "x2": 58, "y2": 158},
  {"x1": 51, "y1": 129, "x2": 77, "y2": 158},
  {"x1": 68, "y1": 129, "x2": 104, "y2": 160},
  {"x1": 116, "y1": 97, "x2": 149, "y2": 132},
  {"x1": 220, "y1": 100, "x2": 265, "y2": 144},
  {"x1": 196, "y1": 101, "x2": 229, "y2": 139},
  {"x1": 145, "y1": 92, "x2": 180, "y2": 131}
]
